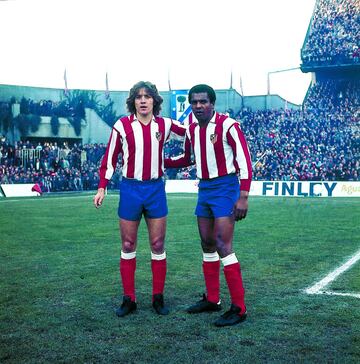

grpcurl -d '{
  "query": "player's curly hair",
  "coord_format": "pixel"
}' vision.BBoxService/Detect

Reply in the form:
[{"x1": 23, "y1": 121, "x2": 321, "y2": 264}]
[
  {"x1": 126, "y1": 81, "x2": 163, "y2": 116},
  {"x1": 188, "y1": 84, "x2": 216, "y2": 104}
]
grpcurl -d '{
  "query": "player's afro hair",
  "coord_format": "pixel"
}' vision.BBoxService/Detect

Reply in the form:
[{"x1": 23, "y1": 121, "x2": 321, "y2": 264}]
[{"x1": 188, "y1": 84, "x2": 216, "y2": 104}]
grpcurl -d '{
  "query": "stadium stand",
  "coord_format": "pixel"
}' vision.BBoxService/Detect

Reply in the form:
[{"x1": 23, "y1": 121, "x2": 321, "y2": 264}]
[
  {"x1": 0, "y1": 138, "x2": 120, "y2": 192},
  {"x1": 0, "y1": 0, "x2": 359, "y2": 192},
  {"x1": 301, "y1": 0, "x2": 359, "y2": 69}
]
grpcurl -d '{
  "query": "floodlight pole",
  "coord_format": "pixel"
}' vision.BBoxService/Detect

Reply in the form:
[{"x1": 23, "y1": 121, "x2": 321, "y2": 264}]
[{"x1": 267, "y1": 67, "x2": 300, "y2": 95}]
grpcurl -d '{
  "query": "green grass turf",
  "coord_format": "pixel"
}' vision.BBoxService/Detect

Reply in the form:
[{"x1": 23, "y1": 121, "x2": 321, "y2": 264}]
[{"x1": 0, "y1": 193, "x2": 359, "y2": 363}]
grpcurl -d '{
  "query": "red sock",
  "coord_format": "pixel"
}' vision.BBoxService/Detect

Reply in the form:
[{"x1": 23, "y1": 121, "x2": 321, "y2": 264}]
[
  {"x1": 120, "y1": 257, "x2": 136, "y2": 301},
  {"x1": 151, "y1": 257, "x2": 167, "y2": 298},
  {"x1": 203, "y1": 260, "x2": 220, "y2": 303},
  {"x1": 224, "y1": 262, "x2": 246, "y2": 313}
]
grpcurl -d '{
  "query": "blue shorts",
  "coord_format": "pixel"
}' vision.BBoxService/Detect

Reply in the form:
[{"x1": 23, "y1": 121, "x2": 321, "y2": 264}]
[
  {"x1": 195, "y1": 174, "x2": 240, "y2": 218},
  {"x1": 118, "y1": 177, "x2": 168, "y2": 221}
]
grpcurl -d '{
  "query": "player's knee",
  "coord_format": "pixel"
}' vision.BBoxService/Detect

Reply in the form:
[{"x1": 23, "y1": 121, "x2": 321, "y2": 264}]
[
  {"x1": 201, "y1": 238, "x2": 216, "y2": 251},
  {"x1": 122, "y1": 240, "x2": 136, "y2": 253},
  {"x1": 215, "y1": 240, "x2": 232, "y2": 258},
  {"x1": 151, "y1": 237, "x2": 165, "y2": 254}
]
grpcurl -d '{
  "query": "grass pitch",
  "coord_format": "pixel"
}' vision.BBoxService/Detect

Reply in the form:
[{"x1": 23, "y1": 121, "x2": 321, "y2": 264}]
[{"x1": 0, "y1": 193, "x2": 359, "y2": 363}]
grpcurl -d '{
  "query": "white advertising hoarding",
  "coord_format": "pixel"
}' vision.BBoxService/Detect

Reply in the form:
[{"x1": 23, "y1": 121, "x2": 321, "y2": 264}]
[
  {"x1": 1, "y1": 184, "x2": 41, "y2": 197},
  {"x1": 165, "y1": 180, "x2": 360, "y2": 197},
  {"x1": 1, "y1": 181, "x2": 359, "y2": 198}
]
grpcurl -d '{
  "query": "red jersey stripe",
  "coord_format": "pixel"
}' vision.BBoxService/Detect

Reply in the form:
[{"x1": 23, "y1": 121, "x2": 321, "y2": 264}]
[
  {"x1": 157, "y1": 117, "x2": 166, "y2": 177},
  {"x1": 141, "y1": 122, "x2": 152, "y2": 180},
  {"x1": 122, "y1": 116, "x2": 136, "y2": 178},
  {"x1": 213, "y1": 113, "x2": 227, "y2": 176},
  {"x1": 199, "y1": 126, "x2": 209, "y2": 179}
]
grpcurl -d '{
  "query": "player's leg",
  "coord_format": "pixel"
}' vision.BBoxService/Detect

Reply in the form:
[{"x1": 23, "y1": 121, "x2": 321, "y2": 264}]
[
  {"x1": 145, "y1": 216, "x2": 168, "y2": 306},
  {"x1": 198, "y1": 217, "x2": 221, "y2": 305},
  {"x1": 213, "y1": 215, "x2": 235, "y2": 258},
  {"x1": 144, "y1": 179, "x2": 169, "y2": 315},
  {"x1": 213, "y1": 216, "x2": 247, "y2": 327},
  {"x1": 120, "y1": 218, "x2": 140, "y2": 301},
  {"x1": 187, "y1": 215, "x2": 222, "y2": 314},
  {"x1": 206, "y1": 174, "x2": 247, "y2": 326},
  {"x1": 116, "y1": 178, "x2": 142, "y2": 317},
  {"x1": 116, "y1": 218, "x2": 140, "y2": 317},
  {"x1": 146, "y1": 216, "x2": 166, "y2": 254},
  {"x1": 197, "y1": 216, "x2": 216, "y2": 253}
]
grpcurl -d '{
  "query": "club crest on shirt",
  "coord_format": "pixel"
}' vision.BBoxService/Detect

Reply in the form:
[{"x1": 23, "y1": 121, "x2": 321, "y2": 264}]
[
  {"x1": 155, "y1": 132, "x2": 162, "y2": 141},
  {"x1": 210, "y1": 133, "x2": 217, "y2": 144}
]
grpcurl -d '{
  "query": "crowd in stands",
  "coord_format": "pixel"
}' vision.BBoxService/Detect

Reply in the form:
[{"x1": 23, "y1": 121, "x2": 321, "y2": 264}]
[
  {"x1": 1, "y1": 75, "x2": 359, "y2": 193},
  {"x1": 245, "y1": 78, "x2": 359, "y2": 181},
  {"x1": 305, "y1": 79, "x2": 359, "y2": 113},
  {"x1": 238, "y1": 109, "x2": 358, "y2": 182},
  {"x1": 301, "y1": 0, "x2": 360, "y2": 67},
  {"x1": 0, "y1": 138, "x2": 120, "y2": 193}
]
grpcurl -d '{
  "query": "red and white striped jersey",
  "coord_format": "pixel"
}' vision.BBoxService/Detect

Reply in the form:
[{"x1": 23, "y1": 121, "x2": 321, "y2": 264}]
[
  {"x1": 165, "y1": 112, "x2": 252, "y2": 191},
  {"x1": 98, "y1": 114, "x2": 186, "y2": 188}
]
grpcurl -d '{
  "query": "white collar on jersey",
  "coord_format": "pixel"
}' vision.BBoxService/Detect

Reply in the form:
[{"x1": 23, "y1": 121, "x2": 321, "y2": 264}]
[
  {"x1": 132, "y1": 114, "x2": 156, "y2": 124},
  {"x1": 192, "y1": 111, "x2": 217, "y2": 125}
]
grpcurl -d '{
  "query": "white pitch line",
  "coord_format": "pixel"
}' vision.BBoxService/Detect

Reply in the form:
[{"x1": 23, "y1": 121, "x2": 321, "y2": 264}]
[
  {"x1": 167, "y1": 195, "x2": 197, "y2": 199},
  {"x1": 305, "y1": 249, "x2": 360, "y2": 295},
  {"x1": 320, "y1": 291, "x2": 360, "y2": 299}
]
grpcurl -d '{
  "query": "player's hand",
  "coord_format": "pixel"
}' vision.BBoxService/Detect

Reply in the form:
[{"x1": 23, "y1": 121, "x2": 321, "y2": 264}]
[
  {"x1": 93, "y1": 188, "x2": 105, "y2": 208},
  {"x1": 234, "y1": 193, "x2": 249, "y2": 221}
]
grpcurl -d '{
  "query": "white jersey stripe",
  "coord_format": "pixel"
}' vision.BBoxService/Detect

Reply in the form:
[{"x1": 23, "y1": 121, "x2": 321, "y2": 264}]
[
  {"x1": 133, "y1": 122, "x2": 145, "y2": 179},
  {"x1": 193, "y1": 128, "x2": 202, "y2": 177},
  {"x1": 116, "y1": 122, "x2": 127, "y2": 176},
  {"x1": 206, "y1": 126, "x2": 217, "y2": 179},
  {"x1": 150, "y1": 121, "x2": 159, "y2": 178},
  {"x1": 105, "y1": 130, "x2": 118, "y2": 180}
]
